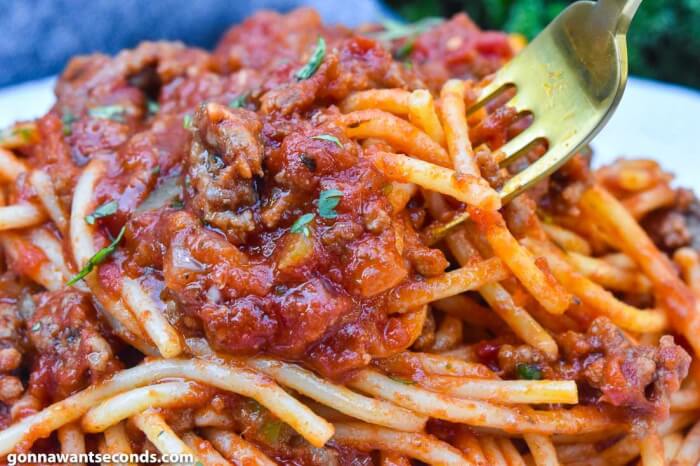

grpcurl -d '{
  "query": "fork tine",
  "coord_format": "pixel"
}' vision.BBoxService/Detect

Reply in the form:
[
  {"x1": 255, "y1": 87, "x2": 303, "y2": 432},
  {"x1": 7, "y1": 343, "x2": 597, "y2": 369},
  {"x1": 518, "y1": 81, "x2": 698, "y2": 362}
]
[
  {"x1": 496, "y1": 130, "x2": 533, "y2": 164},
  {"x1": 498, "y1": 140, "x2": 579, "y2": 203},
  {"x1": 496, "y1": 121, "x2": 547, "y2": 166},
  {"x1": 428, "y1": 0, "x2": 638, "y2": 238},
  {"x1": 506, "y1": 92, "x2": 529, "y2": 115},
  {"x1": 475, "y1": 78, "x2": 509, "y2": 105},
  {"x1": 472, "y1": 69, "x2": 515, "y2": 111}
]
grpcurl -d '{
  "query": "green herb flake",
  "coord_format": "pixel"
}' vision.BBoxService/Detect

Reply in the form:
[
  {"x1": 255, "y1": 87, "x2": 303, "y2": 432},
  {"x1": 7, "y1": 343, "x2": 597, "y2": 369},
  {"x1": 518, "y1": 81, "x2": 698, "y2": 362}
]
[
  {"x1": 311, "y1": 134, "x2": 342, "y2": 148},
  {"x1": 147, "y1": 100, "x2": 160, "y2": 116},
  {"x1": 158, "y1": 430, "x2": 165, "y2": 437},
  {"x1": 88, "y1": 105, "x2": 127, "y2": 122},
  {"x1": 170, "y1": 199, "x2": 185, "y2": 210},
  {"x1": 67, "y1": 226, "x2": 126, "y2": 286},
  {"x1": 318, "y1": 189, "x2": 343, "y2": 219},
  {"x1": 249, "y1": 399, "x2": 264, "y2": 415},
  {"x1": 290, "y1": 213, "x2": 315, "y2": 237},
  {"x1": 539, "y1": 210, "x2": 555, "y2": 224},
  {"x1": 371, "y1": 17, "x2": 444, "y2": 42},
  {"x1": 183, "y1": 114, "x2": 193, "y2": 129},
  {"x1": 389, "y1": 375, "x2": 415, "y2": 385},
  {"x1": 15, "y1": 126, "x2": 34, "y2": 143},
  {"x1": 516, "y1": 363, "x2": 542, "y2": 380},
  {"x1": 84, "y1": 200, "x2": 119, "y2": 225},
  {"x1": 229, "y1": 94, "x2": 248, "y2": 109},
  {"x1": 294, "y1": 37, "x2": 326, "y2": 81},
  {"x1": 31, "y1": 322, "x2": 41, "y2": 332},
  {"x1": 395, "y1": 39, "x2": 415, "y2": 60},
  {"x1": 151, "y1": 165, "x2": 161, "y2": 176},
  {"x1": 0, "y1": 125, "x2": 35, "y2": 145},
  {"x1": 61, "y1": 111, "x2": 76, "y2": 136},
  {"x1": 260, "y1": 420, "x2": 284, "y2": 444}
]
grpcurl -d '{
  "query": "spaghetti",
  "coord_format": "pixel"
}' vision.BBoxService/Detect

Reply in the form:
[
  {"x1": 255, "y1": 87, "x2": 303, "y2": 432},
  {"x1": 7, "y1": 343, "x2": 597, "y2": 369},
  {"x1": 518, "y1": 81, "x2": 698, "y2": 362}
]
[{"x1": 0, "y1": 7, "x2": 697, "y2": 465}]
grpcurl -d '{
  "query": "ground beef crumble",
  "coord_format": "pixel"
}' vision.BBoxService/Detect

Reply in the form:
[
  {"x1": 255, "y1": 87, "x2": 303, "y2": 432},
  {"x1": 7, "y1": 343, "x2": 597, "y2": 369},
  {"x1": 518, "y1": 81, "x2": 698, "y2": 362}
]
[{"x1": 498, "y1": 317, "x2": 690, "y2": 420}]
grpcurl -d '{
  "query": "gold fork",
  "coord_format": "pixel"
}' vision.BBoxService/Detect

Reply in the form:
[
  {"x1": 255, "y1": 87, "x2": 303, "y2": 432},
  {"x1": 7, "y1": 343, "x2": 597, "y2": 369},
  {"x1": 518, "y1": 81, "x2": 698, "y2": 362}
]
[{"x1": 473, "y1": 0, "x2": 642, "y2": 202}]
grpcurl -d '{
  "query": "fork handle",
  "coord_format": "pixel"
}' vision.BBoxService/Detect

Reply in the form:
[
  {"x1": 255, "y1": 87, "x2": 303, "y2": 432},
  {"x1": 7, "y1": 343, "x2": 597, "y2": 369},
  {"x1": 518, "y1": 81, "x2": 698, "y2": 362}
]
[{"x1": 594, "y1": 0, "x2": 643, "y2": 34}]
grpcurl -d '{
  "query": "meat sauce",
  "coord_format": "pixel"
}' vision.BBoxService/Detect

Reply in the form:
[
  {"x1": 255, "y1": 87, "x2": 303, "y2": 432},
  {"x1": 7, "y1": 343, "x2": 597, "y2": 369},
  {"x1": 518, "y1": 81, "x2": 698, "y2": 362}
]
[
  {"x1": 12, "y1": 8, "x2": 513, "y2": 383},
  {"x1": 496, "y1": 317, "x2": 690, "y2": 419},
  {"x1": 4, "y1": 6, "x2": 694, "y2": 463}
]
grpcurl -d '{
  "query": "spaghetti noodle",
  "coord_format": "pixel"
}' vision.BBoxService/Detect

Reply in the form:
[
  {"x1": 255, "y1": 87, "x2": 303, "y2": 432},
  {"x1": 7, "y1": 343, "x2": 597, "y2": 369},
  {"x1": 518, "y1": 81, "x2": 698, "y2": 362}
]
[{"x1": 0, "y1": 7, "x2": 697, "y2": 465}]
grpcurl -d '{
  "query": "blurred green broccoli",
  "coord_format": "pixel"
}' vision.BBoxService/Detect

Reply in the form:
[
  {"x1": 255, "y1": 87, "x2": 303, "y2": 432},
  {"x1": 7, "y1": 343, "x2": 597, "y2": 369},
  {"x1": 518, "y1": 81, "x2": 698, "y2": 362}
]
[{"x1": 388, "y1": 0, "x2": 700, "y2": 89}]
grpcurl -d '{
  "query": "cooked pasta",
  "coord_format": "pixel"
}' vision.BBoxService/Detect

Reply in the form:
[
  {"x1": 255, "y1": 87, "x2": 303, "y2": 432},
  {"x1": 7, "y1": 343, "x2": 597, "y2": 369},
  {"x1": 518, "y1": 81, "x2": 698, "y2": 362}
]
[{"x1": 0, "y1": 7, "x2": 697, "y2": 466}]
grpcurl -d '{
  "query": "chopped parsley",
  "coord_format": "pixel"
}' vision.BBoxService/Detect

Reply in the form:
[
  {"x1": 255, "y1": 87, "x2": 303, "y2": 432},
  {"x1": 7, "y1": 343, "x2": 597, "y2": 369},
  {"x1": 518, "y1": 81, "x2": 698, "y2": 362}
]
[
  {"x1": 368, "y1": 18, "x2": 442, "y2": 60},
  {"x1": 318, "y1": 189, "x2": 343, "y2": 219},
  {"x1": 88, "y1": 105, "x2": 127, "y2": 122},
  {"x1": 67, "y1": 226, "x2": 126, "y2": 286},
  {"x1": 84, "y1": 200, "x2": 118, "y2": 225},
  {"x1": 16, "y1": 126, "x2": 34, "y2": 142},
  {"x1": 147, "y1": 100, "x2": 160, "y2": 116},
  {"x1": 516, "y1": 363, "x2": 542, "y2": 380},
  {"x1": 290, "y1": 213, "x2": 314, "y2": 237},
  {"x1": 31, "y1": 322, "x2": 41, "y2": 332},
  {"x1": 183, "y1": 114, "x2": 193, "y2": 129},
  {"x1": 151, "y1": 165, "x2": 161, "y2": 176},
  {"x1": 229, "y1": 94, "x2": 248, "y2": 108},
  {"x1": 170, "y1": 199, "x2": 185, "y2": 210},
  {"x1": 295, "y1": 37, "x2": 326, "y2": 81},
  {"x1": 260, "y1": 420, "x2": 284, "y2": 443},
  {"x1": 0, "y1": 125, "x2": 35, "y2": 145},
  {"x1": 61, "y1": 111, "x2": 76, "y2": 136},
  {"x1": 370, "y1": 17, "x2": 443, "y2": 42},
  {"x1": 311, "y1": 134, "x2": 342, "y2": 148},
  {"x1": 389, "y1": 375, "x2": 415, "y2": 385},
  {"x1": 394, "y1": 39, "x2": 415, "y2": 60}
]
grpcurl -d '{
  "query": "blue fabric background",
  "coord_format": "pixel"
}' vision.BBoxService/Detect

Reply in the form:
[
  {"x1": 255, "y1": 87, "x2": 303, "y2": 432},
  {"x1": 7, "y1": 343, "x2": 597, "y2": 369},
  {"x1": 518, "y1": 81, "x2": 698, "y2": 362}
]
[{"x1": 0, "y1": 0, "x2": 394, "y2": 88}]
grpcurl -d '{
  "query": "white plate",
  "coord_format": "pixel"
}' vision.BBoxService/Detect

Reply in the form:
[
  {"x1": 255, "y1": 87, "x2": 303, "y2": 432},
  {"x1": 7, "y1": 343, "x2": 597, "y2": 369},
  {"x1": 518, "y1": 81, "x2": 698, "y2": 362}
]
[
  {"x1": 591, "y1": 78, "x2": 700, "y2": 190},
  {"x1": 1, "y1": 75, "x2": 699, "y2": 189}
]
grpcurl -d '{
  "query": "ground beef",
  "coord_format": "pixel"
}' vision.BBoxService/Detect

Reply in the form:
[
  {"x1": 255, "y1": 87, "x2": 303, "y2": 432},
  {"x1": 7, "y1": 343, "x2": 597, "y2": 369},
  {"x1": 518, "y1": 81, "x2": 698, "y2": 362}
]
[
  {"x1": 0, "y1": 302, "x2": 25, "y2": 406},
  {"x1": 536, "y1": 151, "x2": 592, "y2": 217},
  {"x1": 636, "y1": 188, "x2": 697, "y2": 252},
  {"x1": 556, "y1": 319, "x2": 688, "y2": 418},
  {"x1": 0, "y1": 303, "x2": 24, "y2": 373},
  {"x1": 26, "y1": 290, "x2": 122, "y2": 402},
  {"x1": 469, "y1": 106, "x2": 520, "y2": 150},
  {"x1": 498, "y1": 317, "x2": 690, "y2": 419},
  {"x1": 186, "y1": 102, "x2": 263, "y2": 244},
  {"x1": 259, "y1": 36, "x2": 405, "y2": 116},
  {"x1": 684, "y1": 199, "x2": 700, "y2": 250},
  {"x1": 475, "y1": 146, "x2": 507, "y2": 189},
  {"x1": 56, "y1": 41, "x2": 214, "y2": 114},
  {"x1": 642, "y1": 209, "x2": 692, "y2": 252}
]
